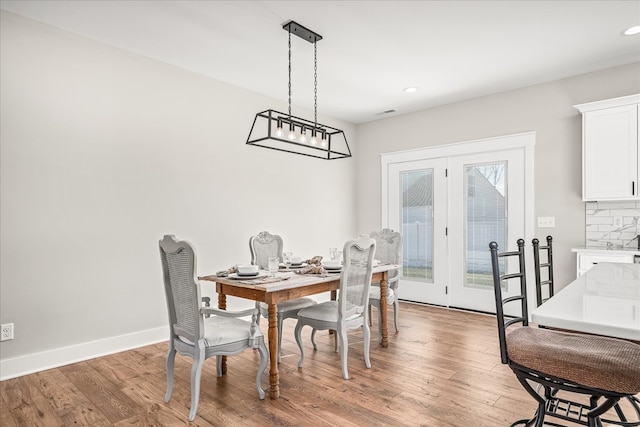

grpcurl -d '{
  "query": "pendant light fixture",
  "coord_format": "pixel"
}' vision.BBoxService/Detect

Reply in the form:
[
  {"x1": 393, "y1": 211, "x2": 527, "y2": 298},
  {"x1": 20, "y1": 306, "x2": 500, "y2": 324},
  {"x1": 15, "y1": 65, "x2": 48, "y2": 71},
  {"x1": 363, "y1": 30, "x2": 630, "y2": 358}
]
[{"x1": 246, "y1": 21, "x2": 351, "y2": 160}]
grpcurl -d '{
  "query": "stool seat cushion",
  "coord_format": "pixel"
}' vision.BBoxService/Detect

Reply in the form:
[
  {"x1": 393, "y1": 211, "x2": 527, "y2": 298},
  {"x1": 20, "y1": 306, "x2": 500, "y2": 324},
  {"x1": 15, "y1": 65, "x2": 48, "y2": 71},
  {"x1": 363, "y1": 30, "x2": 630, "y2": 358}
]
[{"x1": 507, "y1": 327, "x2": 640, "y2": 395}]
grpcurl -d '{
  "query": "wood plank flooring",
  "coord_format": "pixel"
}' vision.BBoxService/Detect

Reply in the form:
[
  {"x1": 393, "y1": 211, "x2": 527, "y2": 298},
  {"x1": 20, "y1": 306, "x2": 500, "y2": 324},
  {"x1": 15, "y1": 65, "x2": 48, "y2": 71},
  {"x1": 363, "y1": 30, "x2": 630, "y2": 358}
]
[{"x1": 1, "y1": 302, "x2": 637, "y2": 426}]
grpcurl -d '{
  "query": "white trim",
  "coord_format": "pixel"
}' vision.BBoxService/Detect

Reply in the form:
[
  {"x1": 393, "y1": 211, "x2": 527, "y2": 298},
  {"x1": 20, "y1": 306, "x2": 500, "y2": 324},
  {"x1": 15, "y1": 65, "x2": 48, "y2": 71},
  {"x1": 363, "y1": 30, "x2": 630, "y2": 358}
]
[
  {"x1": 574, "y1": 94, "x2": 639, "y2": 113},
  {"x1": 0, "y1": 326, "x2": 168, "y2": 381}
]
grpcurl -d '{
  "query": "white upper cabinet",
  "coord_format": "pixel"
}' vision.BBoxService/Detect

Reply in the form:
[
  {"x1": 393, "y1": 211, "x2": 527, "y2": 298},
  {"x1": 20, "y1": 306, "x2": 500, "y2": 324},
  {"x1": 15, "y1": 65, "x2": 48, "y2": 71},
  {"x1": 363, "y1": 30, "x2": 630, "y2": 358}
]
[{"x1": 575, "y1": 94, "x2": 640, "y2": 201}]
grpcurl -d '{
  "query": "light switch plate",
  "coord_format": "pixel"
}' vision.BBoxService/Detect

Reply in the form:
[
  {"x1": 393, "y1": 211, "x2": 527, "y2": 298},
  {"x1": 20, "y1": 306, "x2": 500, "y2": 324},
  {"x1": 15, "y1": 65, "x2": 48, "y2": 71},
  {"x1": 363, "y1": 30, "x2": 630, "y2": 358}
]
[{"x1": 537, "y1": 216, "x2": 555, "y2": 228}]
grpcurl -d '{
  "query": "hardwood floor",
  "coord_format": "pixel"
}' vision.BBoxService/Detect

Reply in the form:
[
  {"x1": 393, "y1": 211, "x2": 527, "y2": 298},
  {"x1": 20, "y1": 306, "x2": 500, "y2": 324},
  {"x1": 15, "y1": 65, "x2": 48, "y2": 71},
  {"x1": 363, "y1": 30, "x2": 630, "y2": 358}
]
[{"x1": 1, "y1": 303, "x2": 637, "y2": 426}]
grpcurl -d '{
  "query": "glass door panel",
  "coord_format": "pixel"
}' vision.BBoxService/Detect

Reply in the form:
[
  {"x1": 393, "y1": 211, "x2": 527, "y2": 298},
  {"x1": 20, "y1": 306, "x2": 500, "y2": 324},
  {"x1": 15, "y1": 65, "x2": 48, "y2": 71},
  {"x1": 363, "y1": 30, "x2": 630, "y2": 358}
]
[
  {"x1": 401, "y1": 169, "x2": 433, "y2": 282},
  {"x1": 465, "y1": 162, "x2": 506, "y2": 289}
]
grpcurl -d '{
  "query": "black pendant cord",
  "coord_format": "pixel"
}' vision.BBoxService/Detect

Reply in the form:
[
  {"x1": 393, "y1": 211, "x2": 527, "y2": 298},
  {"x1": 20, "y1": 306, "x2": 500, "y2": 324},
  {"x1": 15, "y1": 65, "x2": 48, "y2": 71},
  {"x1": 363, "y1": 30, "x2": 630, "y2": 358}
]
[
  {"x1": 314, "y1": 40, "x2": 318, "y2": 128},
  {"x1": 288, "y1": 29, "x2": 292, "y2": 122}
]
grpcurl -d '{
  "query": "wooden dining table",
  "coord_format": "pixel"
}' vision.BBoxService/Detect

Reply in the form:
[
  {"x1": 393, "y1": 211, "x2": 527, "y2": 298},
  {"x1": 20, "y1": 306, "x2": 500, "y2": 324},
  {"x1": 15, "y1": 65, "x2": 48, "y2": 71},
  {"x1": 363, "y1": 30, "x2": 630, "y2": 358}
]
[
  {"x1": 200, "y1": 263, "x2": 401, "y2": 399},
  {"x1": 531, "y1": 262, "x2": 640, "y2": 341}
]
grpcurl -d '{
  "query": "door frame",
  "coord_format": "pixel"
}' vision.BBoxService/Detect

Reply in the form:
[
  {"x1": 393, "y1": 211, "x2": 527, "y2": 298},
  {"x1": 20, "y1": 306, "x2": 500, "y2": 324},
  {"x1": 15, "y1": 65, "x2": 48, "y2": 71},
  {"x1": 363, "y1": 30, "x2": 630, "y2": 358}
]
[{"x1": 381, "y1": 132, "x2": 536, "y2": 315}]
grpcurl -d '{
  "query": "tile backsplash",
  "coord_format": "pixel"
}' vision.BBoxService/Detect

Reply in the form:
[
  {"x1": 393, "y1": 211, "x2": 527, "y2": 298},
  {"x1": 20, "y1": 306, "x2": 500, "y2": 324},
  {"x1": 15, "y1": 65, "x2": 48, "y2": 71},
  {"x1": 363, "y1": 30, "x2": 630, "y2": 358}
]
[{"x1": 585, "y1": 201, "x2": 640, "y2": 248}]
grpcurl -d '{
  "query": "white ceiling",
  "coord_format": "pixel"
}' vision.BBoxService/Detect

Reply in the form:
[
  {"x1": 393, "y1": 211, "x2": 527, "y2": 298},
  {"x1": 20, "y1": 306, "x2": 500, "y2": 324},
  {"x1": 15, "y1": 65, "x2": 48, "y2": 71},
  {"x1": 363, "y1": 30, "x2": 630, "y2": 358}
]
[{"x1": 2, "y1": 0, "x2": 639, "y2": 124}]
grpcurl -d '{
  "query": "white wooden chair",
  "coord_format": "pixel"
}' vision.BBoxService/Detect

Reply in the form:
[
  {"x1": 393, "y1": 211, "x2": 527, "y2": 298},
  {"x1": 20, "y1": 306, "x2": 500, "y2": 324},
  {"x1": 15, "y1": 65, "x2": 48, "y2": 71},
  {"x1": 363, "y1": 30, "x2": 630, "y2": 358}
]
[
  {"x1": 249, "y1": 231, "x2": 316, "y2": 363},
  {"x1": 368, "y1": 228, "x2": 402, "y2": 338},
  {"x1": 294, "y1": 235, "x2": 376, "y2": 379},
  {"x1": 159, "y1": 235, "x2": 268, "y2": 421}
]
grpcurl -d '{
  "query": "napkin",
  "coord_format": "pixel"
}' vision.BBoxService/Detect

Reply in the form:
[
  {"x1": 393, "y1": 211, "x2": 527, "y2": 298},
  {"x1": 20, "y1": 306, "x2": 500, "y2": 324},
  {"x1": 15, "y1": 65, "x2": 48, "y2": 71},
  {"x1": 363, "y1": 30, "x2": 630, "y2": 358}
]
[
  {"x1": 215, "y1": 265, "x2": 238, "y2": 277},
  {"x1": 305, "y1": 256, "x2": 324, "y2": 266},
  {"x1": 294, "y1": 264, "x2": 328, "y2": 275}
]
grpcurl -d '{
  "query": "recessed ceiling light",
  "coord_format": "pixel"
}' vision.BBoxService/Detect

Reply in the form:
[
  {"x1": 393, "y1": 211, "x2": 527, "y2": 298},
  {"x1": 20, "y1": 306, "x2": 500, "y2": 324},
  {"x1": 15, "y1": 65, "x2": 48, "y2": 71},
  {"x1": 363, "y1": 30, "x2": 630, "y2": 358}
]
[
  {"x1": 403, "y1": 87, "x2": 419, "y2": 94},
  {"x1": 623, "y1": 25, "x2": 640, "y2": 36}
]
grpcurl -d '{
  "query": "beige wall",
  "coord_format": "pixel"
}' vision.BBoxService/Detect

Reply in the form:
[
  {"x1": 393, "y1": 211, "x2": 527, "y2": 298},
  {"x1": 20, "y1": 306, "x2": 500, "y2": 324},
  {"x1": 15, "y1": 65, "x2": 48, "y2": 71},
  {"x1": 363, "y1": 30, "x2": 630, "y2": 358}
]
[
  {"x1": 355, "y1": 62, "x2": 640, "y2": 292},
  {"x1": 0, "y1": 11, "x2": 357, "y2": 372}
]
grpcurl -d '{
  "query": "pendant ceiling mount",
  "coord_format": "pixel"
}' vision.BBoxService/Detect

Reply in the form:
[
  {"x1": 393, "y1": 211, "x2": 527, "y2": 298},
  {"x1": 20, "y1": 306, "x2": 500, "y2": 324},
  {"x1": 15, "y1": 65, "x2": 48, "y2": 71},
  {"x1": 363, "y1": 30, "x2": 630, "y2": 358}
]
[{"x1": 246, "y1": 20, "x2": 351, "y2": 160}]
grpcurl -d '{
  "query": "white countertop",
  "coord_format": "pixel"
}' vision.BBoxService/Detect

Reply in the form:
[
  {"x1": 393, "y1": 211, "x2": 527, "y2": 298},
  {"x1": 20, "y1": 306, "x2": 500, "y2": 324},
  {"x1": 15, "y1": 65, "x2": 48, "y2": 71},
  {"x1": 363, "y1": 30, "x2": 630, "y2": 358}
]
[
  {"x1": 571, "y1": 246, "x2": 640, "y2": 256},
  {"x1": 531, "y1": 262, "x2": 640, "y2": 341}
]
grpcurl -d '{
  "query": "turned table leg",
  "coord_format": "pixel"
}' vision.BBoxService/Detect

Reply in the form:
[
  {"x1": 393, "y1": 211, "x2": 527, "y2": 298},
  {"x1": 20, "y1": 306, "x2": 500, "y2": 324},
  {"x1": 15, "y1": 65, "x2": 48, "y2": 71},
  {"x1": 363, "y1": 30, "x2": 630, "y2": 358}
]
[
  {"x1": 267, "y1": 303, "x2": 279, "y2": 398},
  {"x1": 379, "y1": 273, "x2": 389, "y2": 347}
]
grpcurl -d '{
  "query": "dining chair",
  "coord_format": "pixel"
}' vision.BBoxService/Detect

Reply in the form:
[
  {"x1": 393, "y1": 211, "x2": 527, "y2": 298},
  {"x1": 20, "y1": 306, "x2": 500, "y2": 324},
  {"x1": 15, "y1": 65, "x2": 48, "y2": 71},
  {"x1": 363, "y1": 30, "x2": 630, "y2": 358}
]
[
  {"x1": 489, "y1": 239, "x2": 640, "y2": 427},
  {"x1": 159, "y1": 235, "x2": 268, "y2": 421},
  {"x1": 532, "y1": 235, "x2": 554, "y2": 307},
  {"x1": 294, "y1": 234, "x2": 376, "y2": 379},
  {"x1": 368, "y1": 228, "x2": 402, "y2": 337},
  {"x1": 249, "y1": 230, "x2": 317, "y2": 363}
]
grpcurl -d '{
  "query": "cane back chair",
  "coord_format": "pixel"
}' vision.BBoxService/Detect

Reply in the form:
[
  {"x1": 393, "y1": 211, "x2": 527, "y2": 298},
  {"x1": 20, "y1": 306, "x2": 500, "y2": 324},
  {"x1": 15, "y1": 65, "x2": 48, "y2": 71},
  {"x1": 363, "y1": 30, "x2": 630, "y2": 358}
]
[{"x1": 160, "y1": 235, "x2": 268, "y2": 420}]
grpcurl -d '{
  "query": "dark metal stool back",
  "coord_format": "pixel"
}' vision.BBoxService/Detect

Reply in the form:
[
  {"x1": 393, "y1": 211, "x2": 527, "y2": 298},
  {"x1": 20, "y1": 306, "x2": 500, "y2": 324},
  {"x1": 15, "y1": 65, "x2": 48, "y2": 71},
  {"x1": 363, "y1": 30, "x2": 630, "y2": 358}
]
[
  {"x1": 532, "y1": 235, "x2": 554, "y2": 307},
  {"x1": 489, "y1": 240, "x2": 640, "y2": 427}
]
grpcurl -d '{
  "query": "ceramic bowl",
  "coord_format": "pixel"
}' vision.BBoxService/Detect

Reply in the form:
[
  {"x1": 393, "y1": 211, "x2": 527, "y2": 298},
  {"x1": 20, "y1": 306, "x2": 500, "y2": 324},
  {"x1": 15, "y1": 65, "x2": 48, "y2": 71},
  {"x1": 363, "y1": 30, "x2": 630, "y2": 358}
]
[
  {"x1": 291, "y1": 256, "x2": 304, "y2": 265},
  {"x1": 237, "y1": 265, "x2": 259, "y2": 275},
  {"x1": 323, "y1": 260, "x2": 341, "y2": 269}
]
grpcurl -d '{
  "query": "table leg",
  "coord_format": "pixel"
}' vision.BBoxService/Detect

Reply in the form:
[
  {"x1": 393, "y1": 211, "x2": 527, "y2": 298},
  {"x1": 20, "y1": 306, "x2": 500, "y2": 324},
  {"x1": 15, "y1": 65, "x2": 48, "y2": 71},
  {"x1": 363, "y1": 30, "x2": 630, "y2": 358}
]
[
  {"x1": 267, "y1": 303, "x2": 279, "y2": 399},
  {"x1": 379, "y1": 272, "x2": 389, "y2": 347},
  {"x1": 217, "y1": 292, "x2": 228, "y2": 374}
]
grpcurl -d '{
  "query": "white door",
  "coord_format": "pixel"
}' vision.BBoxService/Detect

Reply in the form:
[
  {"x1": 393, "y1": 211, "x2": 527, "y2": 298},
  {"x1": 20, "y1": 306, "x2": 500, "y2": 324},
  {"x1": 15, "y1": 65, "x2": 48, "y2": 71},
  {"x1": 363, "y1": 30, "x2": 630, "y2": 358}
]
[
  {"x1": 447, "y1": 149, "x2": 526, "y2": 312},
  {"x1": 387, "y1": 158, "x2": 448, "y2": 306},
  {"x1": 382, "y1": 133, "x2": 534, "y2": 313}
]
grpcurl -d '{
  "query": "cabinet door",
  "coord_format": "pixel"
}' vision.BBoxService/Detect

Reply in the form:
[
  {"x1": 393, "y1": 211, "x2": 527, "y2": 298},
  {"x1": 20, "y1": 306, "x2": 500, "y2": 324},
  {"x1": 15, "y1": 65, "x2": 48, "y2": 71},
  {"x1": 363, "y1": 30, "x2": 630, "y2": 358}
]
[{"x1": 583, "y1": 104, "x2": 639, "y2": 201}]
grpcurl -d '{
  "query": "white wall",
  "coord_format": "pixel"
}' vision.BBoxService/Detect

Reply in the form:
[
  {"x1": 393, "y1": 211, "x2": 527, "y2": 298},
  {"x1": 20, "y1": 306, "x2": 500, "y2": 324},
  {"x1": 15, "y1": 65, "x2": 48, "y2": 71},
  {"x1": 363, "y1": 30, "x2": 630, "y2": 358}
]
[
  {"x1": 0, "y1": 11, "x2": 357, "y2": 377},
  {"x1": 355, "y1": 62, "x2": 640, "y2": 293}
]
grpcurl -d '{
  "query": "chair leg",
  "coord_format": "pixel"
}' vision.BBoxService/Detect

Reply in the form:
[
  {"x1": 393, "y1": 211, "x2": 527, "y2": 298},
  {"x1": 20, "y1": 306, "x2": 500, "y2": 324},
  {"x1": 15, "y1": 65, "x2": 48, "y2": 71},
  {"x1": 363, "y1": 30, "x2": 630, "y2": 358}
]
[
  {"x1": 514, "y1": 375, "x2": 548, "y2": 427},
  {"x1": 277, "y1": 314, "x2": 284, "y2": 363},
  {"x1": 215, "y1": 355, "x2": 223, "y2": 377},
  {"x1": 188, "y1": 345, "x2": 205, "y2": 421},
  {"x1": 393, "y1": 299, "x2": 399, "y2": 332},
  {"x1": 339, "y1": 327, "x2": 349, "y2": 379},
  {"x1": 294, "y1": 322, "x2": 305, "y2": 368},
  {"x1": 255, "y1": 339, "x2": 268, "y2": 400},
  {"x1": 310, "y1": 328, "x2": 317, "y2": 350},
  {"x1": 165, "y1": 342, "x2": 176, "y2": 403},
  {"x1": 363, "y1": 321, "x2": 371, "y2": 369},
  {"x1": 368, "y1": 304, "x2": 372, "y2": 326},
  {"x1": 377, "y1": 305, "x2": 383, "y2": 340}
]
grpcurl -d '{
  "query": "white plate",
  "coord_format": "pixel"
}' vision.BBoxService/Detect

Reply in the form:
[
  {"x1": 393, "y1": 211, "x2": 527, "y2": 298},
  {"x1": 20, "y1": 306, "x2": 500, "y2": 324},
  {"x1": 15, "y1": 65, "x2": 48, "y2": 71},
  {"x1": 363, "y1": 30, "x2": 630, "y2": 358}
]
[
  {"x1": 324, "y1": 266, "x2": 342, "y2": 271},
  {"x1": 228, "y1": 272, "x2": 269, "y2": 280},
  {"x1": 289, "y1": 263, "x2": 308, "y2": 268}
]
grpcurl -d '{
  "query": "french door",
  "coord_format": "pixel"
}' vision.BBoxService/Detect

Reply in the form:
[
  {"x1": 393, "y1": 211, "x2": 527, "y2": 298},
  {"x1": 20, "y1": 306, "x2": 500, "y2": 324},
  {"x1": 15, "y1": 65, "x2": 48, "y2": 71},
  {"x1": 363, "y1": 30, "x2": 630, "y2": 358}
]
[
  {"x1": 387, "y1": 158, "x2": 448, "y2": 306},
  {"x1": 382, "y1": 133, "x2": 534, "y2": 313}
]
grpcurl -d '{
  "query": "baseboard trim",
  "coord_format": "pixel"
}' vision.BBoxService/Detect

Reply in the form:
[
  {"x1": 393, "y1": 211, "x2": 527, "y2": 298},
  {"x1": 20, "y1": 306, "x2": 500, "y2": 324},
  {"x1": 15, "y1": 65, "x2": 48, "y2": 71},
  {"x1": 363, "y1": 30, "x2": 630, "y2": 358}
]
[{"x1": 0, "y1": 326, "x2": 168, "y2": 381}]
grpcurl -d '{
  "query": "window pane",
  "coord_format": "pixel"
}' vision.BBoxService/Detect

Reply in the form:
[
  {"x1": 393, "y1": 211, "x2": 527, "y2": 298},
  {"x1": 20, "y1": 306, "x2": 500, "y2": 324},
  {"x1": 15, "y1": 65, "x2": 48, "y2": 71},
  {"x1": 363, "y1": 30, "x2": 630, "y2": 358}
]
[
  {"x1": 401, "y1": 169, "x2": 433, "y2": 282},
  {"x1": 465, "y1": 163, "x2": 506, "y2": 287}
]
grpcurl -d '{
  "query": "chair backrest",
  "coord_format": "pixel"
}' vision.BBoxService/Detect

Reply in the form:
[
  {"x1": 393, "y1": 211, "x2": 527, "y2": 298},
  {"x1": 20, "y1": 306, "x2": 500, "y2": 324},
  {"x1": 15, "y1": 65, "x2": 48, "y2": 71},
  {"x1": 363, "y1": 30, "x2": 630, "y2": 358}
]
[
  {"x1": 489, "y1": 239, "x2": 529, "y2": 364},
  {"x1": 249, "y1": 231, "x2": 283, "y2": 269},
  {"x1": 370, "y1": 228, "x2": 402, "y2": 286},
  {"x1": 159, "y1": 235, "x2": 204, "y2": 344},
  {"x1": 532, "y1": 236, "x2": 554, "y2": 307},
  {"x1": 339, "y1": 235, "x2": 377, "y2": 320}
]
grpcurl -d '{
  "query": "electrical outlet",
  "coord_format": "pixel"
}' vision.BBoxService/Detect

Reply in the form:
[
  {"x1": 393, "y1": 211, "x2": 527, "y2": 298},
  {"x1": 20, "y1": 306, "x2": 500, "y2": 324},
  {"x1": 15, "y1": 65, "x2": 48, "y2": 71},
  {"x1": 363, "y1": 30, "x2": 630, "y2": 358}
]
[
  {"x1": 537, "y1": 216, "x2": 555, "y2": 228},
  {"x1": 1, "y1": 323, "x2": 14, "y2": 341}
]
